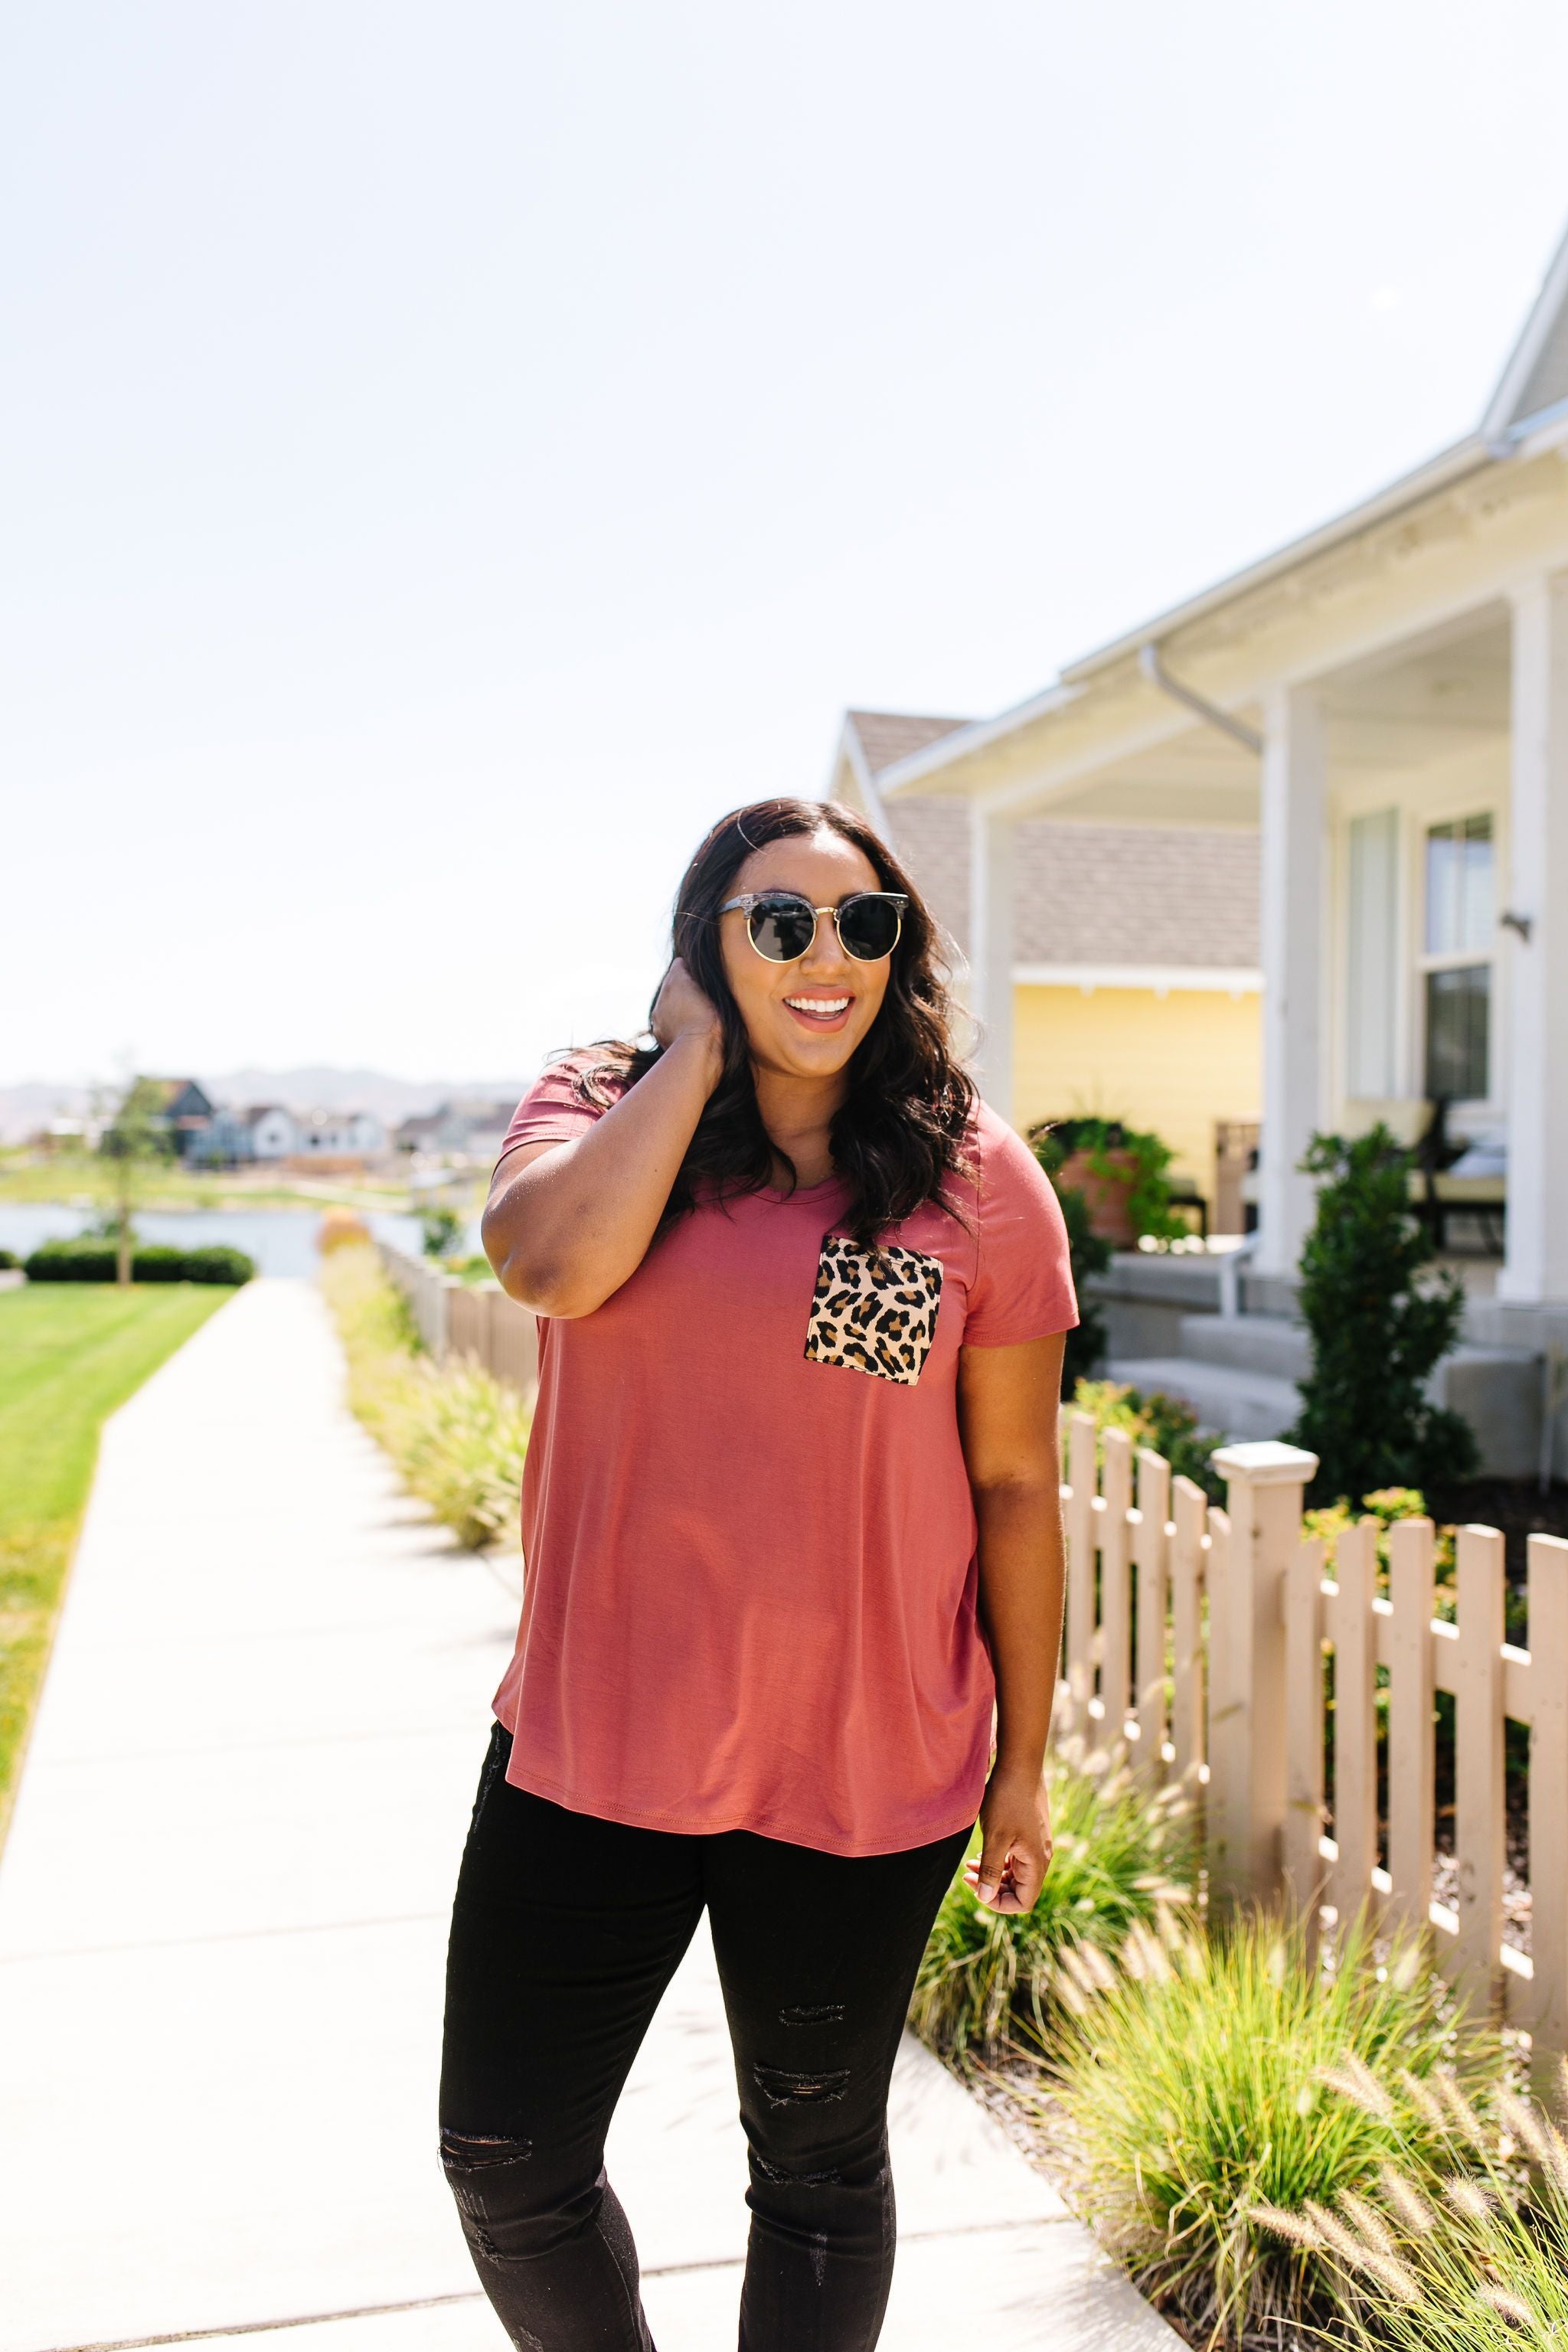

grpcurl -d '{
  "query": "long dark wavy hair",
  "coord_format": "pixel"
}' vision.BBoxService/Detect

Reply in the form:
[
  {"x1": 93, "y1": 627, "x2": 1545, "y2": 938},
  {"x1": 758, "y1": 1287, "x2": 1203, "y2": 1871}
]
[{"x1": 575, "y1": 799, "x2": 975, "y2": 1247}]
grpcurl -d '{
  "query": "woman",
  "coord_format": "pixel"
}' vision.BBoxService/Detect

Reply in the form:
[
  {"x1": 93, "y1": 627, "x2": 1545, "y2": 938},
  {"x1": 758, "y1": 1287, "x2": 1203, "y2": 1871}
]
[{"x1": 441, "y1": 797, "x2": 1076, "y2": 2350}]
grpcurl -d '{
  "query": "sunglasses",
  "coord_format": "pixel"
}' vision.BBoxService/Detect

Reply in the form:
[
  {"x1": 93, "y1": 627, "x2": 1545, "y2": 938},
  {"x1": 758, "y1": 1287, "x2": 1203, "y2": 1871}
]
[{"x1": 717, "y1": 890, "x2": 907, "y2": 964}]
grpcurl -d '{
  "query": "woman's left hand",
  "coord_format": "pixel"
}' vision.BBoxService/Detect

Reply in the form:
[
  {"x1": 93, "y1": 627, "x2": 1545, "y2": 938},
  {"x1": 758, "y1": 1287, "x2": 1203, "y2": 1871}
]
[{"x1": 964, "y1": 1763, "x2": 1052, "y2": 1913}]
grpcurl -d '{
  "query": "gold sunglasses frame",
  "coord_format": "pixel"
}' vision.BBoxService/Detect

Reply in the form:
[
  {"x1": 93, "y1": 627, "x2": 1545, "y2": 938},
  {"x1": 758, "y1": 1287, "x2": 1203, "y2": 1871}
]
[{"x1": 716, "y1": 890, "x2": 907, "y2": 964}]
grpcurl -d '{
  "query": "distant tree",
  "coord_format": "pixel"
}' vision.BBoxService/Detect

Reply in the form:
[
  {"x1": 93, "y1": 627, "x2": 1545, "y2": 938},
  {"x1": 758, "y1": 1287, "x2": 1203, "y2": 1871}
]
[
  {"x1": 98, "y1": 1077, "x2": 172, "y2": 1287},
  {"x1": 1286, "y1": 1125, "x2": 1478, "y2": 1501}
]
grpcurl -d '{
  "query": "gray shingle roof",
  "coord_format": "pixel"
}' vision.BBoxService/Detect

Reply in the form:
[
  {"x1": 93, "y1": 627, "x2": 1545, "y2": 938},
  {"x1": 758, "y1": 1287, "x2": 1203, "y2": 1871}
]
[{"x1": 846, "y1": 710, "x2": 971, "y2": 775}]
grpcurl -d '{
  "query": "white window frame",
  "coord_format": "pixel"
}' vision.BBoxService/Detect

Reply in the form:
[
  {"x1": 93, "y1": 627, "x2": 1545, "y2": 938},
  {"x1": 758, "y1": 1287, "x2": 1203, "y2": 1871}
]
[{"x1": 1414, "y1": 802, "x2": 1502, "y2": 1118}]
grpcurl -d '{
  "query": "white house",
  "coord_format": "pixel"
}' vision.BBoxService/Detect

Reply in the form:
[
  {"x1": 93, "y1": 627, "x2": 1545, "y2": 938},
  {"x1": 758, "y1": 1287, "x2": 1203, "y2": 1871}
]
[
  {"x1": 246, "y1": 1107, "x2": 297, "y2": 1160},
  {"x1": 289, "y1": 1109, "x2": 387, "y2": 1158},
  {"x1": 827, "y1": 709, "x2": 1263, "y2": 1221},
  {"x1": 849, "y1": 220, "x2": 1568, "y2": 1469}
]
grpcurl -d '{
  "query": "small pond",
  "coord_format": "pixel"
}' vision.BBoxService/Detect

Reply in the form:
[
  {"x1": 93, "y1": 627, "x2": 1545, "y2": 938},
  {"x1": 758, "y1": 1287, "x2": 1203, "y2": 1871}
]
[{"x1": 0, "y1": 1203, "x2": 482, "y2": 1280}]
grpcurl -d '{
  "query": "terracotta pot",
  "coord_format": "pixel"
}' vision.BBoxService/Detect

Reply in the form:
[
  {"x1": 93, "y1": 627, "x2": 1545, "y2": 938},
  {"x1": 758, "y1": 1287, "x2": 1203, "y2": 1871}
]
[{"x1": 1056, "y1": 1147, "x2": 1140, "y2": 1247}]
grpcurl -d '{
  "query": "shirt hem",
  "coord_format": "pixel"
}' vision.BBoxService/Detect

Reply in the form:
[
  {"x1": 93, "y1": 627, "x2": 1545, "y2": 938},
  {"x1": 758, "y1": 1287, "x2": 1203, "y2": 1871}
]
[{"x1": 495, "y1": 1733, "x2": 982, "y2": 1859}]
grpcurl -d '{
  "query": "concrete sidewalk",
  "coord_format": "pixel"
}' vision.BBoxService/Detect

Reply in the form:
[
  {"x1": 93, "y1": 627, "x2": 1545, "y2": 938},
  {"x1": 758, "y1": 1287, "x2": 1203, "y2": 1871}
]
[{"x1": 0, "y1": 1277, "x2": 1178, "y2": 2352}]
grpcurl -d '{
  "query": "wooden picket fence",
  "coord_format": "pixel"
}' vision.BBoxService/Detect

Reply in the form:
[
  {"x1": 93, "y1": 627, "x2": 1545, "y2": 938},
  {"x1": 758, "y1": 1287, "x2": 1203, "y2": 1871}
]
[
  {"x1": 376, "y1": 1240, "x2": 539, "y2": 1404},
  {"x1": 1057, "y1": 1410, "x2": 1568, "y2": 2077}
]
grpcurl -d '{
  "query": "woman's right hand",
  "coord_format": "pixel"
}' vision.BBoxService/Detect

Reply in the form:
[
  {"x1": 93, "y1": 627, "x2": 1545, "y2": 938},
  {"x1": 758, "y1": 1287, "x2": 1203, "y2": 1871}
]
[{"x1": 652, "y1": 958, "x2": 723, "y2": 1083}]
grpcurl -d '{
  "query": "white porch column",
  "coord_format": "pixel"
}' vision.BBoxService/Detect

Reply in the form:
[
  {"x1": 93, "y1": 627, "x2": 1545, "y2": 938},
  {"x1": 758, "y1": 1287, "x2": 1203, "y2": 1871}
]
[
  {"x1": 1256, "y1": 684, "x2": 1328, "y2": 1279},
  {"x1": 1501, "y1": 574, "x2": 1568, "y2": 1305},
  {"x1": 968, "y1": 798, "x2": 1016, "y2": 1121}
]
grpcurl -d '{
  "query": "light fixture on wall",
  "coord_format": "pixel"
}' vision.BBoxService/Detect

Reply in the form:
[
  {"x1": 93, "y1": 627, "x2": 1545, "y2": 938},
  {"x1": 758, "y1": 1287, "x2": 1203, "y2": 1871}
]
[{"x1": 1500, "y1": 909, "x2": 1534, "y2": 942}]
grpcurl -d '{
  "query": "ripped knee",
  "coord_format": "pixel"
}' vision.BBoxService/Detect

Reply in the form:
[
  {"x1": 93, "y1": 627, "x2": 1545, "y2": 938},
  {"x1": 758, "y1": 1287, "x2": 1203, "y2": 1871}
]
[
  {"x1": 753, "y1": 2063, "x2": 851, "y2": 2109},
  {"x1": 440, "y1": 2127, "x2": 581, "y2": 2272}
]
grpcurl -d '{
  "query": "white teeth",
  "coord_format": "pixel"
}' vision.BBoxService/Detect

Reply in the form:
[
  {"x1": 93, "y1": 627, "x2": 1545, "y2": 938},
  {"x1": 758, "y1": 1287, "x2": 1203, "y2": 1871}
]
[{"x1": 786, "y1": 995, "x2": 850, "y2": 1014}]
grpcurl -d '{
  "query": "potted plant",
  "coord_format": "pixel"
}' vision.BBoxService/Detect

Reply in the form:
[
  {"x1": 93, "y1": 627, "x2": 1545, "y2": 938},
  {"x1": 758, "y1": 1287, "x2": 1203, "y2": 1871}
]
[{"x1": 1030, "y1": 1116, "x2": 1184, "y2": 1248}]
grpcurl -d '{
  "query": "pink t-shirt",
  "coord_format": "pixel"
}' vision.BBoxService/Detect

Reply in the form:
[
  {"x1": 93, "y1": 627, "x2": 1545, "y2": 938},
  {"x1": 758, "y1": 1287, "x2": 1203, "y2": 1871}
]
[{"x1": 491, "y1": 1057, "x2": 1078, "y2": 1856}]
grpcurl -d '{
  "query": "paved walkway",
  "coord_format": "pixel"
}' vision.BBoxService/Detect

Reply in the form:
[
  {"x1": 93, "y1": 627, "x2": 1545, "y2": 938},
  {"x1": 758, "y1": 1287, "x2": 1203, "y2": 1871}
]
[{"x1": 0, "y1": 1278, "x2": 1178, "y2": 2352}]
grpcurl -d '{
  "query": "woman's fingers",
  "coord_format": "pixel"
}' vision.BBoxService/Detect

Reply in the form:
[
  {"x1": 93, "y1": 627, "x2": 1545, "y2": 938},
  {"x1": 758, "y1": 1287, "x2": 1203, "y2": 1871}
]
[{"x1": 965, "y1": 1822, "x2": 1051, "y2": 1912}]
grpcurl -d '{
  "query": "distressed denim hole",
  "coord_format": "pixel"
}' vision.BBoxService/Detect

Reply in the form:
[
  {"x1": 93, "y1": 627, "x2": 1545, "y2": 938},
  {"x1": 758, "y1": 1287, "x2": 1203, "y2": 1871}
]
[
  {"x1": 439, "y1": 2128, "x2": 534, "y2": 2171},
  {"x1": 779, "y1": 2002, "x2": 845, "y2": 2027},
  {"x1": 753, "y1": 2063, "x2": 851, "y2": 2107},
  {"x1": 753, "y1": 2152, "x2": 844, "y2": 2187}
]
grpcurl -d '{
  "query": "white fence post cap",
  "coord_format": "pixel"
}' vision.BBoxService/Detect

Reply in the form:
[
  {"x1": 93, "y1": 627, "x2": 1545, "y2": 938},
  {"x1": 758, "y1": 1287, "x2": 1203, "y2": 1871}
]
[{"x1": 1210, "y1": 1439, "x2": 1320, "y2": 1486}]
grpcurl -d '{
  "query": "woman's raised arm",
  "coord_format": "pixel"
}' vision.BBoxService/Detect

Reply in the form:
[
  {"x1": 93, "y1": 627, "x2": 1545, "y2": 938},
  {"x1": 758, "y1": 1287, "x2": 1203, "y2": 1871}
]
[{"x1": 482, "y1": 962, "x2": 721, "y2": 1318}]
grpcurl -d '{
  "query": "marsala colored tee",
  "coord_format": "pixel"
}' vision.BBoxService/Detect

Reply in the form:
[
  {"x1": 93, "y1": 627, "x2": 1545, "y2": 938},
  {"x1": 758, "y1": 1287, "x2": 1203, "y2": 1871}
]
[{"x1": 490, "y1": 1057, "x2": 1079, "y2": 1857}]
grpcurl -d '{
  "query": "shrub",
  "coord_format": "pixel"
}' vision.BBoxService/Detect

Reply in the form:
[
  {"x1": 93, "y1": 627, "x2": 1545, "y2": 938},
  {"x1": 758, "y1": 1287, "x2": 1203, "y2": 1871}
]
[
  {"x1": 910, "y1": 1738, "x2": 1193, "y2": 2063},
  {"x1": 317, "y1": 1208, "x2": 371, "y2": 1253},
  {"x1": 384, "y1": 1357, "x2": 529, "y2": 1550},
  {"x1": 1040, "y1": 1909, "x2": 1498, "y2": 2348},
  {"x1": 23, "y1": 1240, "x2": 254, "y2": 1285},
  {"x1": 1070, "y1": 1376, "x2": 1224, "y2": 1500},
  {"x1": 1261, "y1": 2063, "x2": 1568, "y2": 2349},
  {"x1": 419, "y1": 1205, "x2": 465, "y2": 1259},
  {"x1": 1030, "y1": 1132, "x2": 1114, "y2": 1390},
  {"x1": 0, "y1": 1249, "x2": 18, "y2": 1271},
  {"x1": 320, "y1": 1245, "x2": 528, "y2": 1551},
  {"x1": 1287, "y1": 1125, "x2": 1478, "y2": 1501}
]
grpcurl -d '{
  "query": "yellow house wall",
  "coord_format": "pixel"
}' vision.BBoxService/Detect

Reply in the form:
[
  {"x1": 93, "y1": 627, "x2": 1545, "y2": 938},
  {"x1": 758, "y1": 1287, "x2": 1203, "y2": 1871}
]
[{"x1": 1012, "y1": 984, "x2": 1261, "y2": 1202}]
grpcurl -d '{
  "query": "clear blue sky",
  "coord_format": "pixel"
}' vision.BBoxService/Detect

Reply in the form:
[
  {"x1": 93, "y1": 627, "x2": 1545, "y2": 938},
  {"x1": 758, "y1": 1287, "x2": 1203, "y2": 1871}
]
[{"x1": 5, "y1": 1, "x2": 1568, "y2": 1089}]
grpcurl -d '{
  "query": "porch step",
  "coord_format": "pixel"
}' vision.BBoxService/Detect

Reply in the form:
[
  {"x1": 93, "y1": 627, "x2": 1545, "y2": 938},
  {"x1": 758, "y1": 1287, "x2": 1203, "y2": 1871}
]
[
  {"x1": 1177, "y1": 1312, "x2": 1312, "y2": 1382},
  {"x1": 1106, "y1": 1355, "x2": 1300, "y2": 1445}
]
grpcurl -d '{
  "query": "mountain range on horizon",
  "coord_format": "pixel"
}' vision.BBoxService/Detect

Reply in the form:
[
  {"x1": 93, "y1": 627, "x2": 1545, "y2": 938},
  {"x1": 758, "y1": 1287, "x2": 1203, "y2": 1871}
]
[{"x1": 0, "y1": 1067, "x2": 528, "y2": 1145}]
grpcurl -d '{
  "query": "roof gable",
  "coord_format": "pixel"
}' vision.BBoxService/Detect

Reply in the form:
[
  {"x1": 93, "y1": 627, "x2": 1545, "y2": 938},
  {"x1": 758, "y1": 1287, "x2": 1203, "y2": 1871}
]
[
  {"x1": 1483, "y1": 219, "x2": 1568, "y2": 443},
  {"x1": 844, "y1": 710, "x2": 971, "y2": 775}
]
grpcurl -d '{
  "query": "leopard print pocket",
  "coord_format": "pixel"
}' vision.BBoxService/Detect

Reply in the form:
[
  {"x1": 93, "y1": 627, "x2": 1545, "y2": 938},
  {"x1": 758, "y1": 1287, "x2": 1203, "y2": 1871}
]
[{"x1": 804, "y1": 1236, "x2": 944, "y2": 1386}]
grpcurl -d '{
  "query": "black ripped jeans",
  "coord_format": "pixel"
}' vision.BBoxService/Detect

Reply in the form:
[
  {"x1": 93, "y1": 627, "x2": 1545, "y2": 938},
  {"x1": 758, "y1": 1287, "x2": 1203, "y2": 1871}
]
[{"x1": 439, "y1": 1721, "x2": 969, "y2": 2351}]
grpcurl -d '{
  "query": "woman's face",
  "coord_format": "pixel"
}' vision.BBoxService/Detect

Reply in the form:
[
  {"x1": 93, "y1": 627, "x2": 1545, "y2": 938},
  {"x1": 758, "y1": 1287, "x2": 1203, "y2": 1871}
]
[{"x1": 718, "y1": 831, "x2": 893, "y2": 1083}]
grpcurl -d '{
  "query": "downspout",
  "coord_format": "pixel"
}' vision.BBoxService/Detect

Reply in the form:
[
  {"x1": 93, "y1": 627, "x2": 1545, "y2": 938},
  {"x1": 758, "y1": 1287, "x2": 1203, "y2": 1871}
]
[{"x1": 1138, "y1": 642, "x2": 1263, "y2": 756}]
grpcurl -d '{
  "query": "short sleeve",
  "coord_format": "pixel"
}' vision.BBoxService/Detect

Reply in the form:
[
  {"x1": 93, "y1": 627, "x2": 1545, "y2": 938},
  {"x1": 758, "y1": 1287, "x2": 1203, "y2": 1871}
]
[
  {"x1": 962, "y1": 1109, "x2": 1080, "y2": 1348},
  {"x1": 497, "y1": 1054, "x2": 620, "y2": 1163}
]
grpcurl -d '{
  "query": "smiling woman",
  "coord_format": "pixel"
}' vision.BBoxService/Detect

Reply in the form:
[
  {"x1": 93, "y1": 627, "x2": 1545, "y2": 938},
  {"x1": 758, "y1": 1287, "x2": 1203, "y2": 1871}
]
[{"x1": 447, "y1": 797, "x2": 1079, "y2": 2352}]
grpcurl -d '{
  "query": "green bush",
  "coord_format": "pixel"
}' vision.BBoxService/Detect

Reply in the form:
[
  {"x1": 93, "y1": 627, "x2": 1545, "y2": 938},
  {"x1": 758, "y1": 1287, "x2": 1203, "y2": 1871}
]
[
  {"x1": 1051, "y1": 1181, "x2": 1113, "y2": 1391},
  {"x1": 419, "y1": 1205, "x2": 465, "y2": 1259},
  {"x1": 910, "y1": 1738, "x2": 1193, "y2": 2063},
  {"x1": 1070, "y1": 1376, "x2": 1224, "y2": 1500},
  {"x1": 1259, "y1": 2063, "x2": 1568, "y2": 2348},
  {"x1": 23, "y1": 1240, "x2": 255, "y2": 1285},
  {"x1": 1287, "y1": 1126, "x2": 1478, "y2": 1501},
  {"x1": 0, "y1": 1249, "x2": 18, "y2": 1271},
  {"x1": 1040, "y1": 1909, "x2": 1498, "y2": 2348},
  {"x1": 320, "y1": 1245, "x2": 528, "y2": 1551}
]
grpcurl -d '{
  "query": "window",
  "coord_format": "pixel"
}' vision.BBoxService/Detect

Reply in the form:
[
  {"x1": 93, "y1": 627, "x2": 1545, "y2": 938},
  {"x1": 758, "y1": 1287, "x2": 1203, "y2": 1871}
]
[{"x1": 1421, "y1": 814, "x2": 1494, "y2": 1101}]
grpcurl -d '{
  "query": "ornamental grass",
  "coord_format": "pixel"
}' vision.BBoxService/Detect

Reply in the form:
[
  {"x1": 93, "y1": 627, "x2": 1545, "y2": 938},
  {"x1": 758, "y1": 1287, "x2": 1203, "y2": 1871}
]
[
  {"x1": 319, "y1": 1244, "x2": 528, "y2": 1551},
  {"x1": 910, "y1": 1736, "x2": 1194, "y2": 2063},
  {"x1": 1037, "y1": 1910, "x2": 1498, "y2": 2350},
  {"x1": 1254, "y1": 2060, "x2": 1568, "y2": 2350}
]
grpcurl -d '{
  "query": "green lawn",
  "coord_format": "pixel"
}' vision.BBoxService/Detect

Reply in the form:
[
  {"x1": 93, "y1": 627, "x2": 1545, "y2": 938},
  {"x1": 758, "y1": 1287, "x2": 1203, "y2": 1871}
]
[{"x1": 0, "y1": 1282, "x2": 234, "y2": 1836}]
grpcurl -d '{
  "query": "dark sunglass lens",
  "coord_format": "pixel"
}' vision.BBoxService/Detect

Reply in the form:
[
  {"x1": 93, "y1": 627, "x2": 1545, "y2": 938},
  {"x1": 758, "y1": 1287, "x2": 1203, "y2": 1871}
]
[
  {"x1": 749, "y1": 897, "x2": 818, "y2": 962},
  {"x1": 837, "y1": 897, "x2": 900, "y2": 960}
]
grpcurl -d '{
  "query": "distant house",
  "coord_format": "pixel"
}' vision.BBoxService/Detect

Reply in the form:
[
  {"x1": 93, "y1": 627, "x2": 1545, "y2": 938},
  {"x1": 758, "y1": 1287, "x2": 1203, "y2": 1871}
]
[
  {"x1": 827, "y1": 710, "x2": 1260, "y2": 1220},
  {"x1": 148, "y1": 1079, "x2": 216, "y2": 1160},
  {"x1": 289, "y1": 1110, "x2": 387, "y2": 1159},
  {"x1": 396, "y1": 1099, "x2": 517, "y2": 1163},
  {"x1": 246, "y1": 1106, "x2": 297, "y2": 1160}
]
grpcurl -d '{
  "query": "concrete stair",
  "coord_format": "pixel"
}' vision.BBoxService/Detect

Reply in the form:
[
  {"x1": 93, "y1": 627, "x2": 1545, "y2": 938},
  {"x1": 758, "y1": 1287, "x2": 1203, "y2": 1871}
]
[
  {"x1": 1174, "y1": 1311, "x2": 1310, "y2": 1383},
  {"x1": 1109, "y1": 1314, "x2": 1544, "y2": 1472},
  {"x1": 1104, "y1": 1354, "x2": 1299, "y2": 1443}
]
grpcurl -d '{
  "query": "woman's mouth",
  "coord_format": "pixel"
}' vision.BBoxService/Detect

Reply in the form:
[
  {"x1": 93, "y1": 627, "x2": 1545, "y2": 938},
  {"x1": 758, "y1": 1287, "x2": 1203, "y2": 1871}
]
[{"x1": 782, "y1": 993, "x2": 853, "y2": 1031}]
